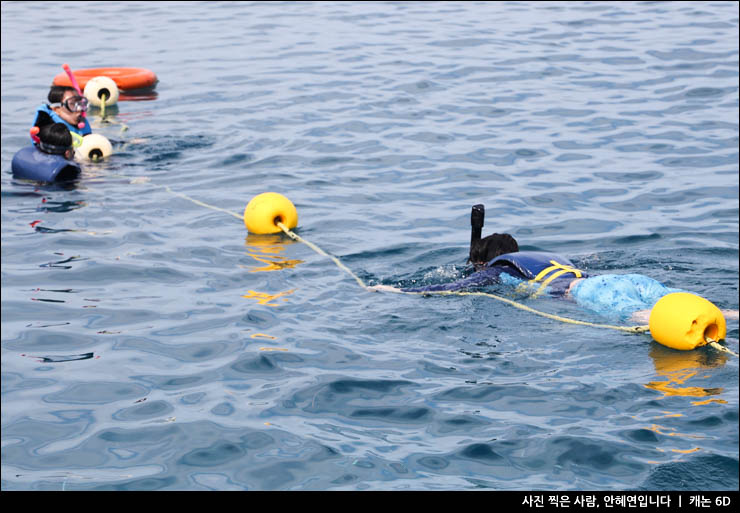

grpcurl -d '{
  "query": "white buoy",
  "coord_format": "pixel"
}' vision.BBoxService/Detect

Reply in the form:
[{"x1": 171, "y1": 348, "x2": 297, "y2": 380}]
[
  {"x1": 76, "y1": 133, "x2": 113, "y2": 161},
  {"x1": 84, "y1": 76, "x2": 119, "y2": 107}
]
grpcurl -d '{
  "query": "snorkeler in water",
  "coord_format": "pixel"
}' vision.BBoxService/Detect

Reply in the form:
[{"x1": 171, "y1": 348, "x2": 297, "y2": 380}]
[
  {"x1": 33, "y1": 85, "x2": 92, "y2": 138},
  {"x1": 368, "y1": 204, "x2": 739, "y2": 324},
  {"x1": 34, "y1": 123, "x2": 76, "y2": 161}
]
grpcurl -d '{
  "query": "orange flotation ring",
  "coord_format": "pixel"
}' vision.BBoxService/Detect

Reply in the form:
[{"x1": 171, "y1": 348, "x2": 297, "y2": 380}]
[{"x1": 53, "y1": 67, "x2": 157, "y2": 91}]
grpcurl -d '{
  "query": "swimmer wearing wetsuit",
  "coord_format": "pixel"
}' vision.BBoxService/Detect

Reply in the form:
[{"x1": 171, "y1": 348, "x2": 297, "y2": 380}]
[{"x1": 368, "y1": 205, "x2": 738, "y2": 324}]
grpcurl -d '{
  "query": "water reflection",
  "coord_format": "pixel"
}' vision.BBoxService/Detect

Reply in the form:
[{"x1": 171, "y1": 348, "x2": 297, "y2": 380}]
[
  {"x1": 241, "y1": 289, "x2": 295, "y2": 307},
  {"x1": 243, "y1": 233, "x2": 303, "y2": 272},
  {"x1": 20, "y1": 352, "x2": 95, "y2": 363},
  {"x1": 39, "y1": 199, "x2": 87, "y2": 213},
  {"x1": 118, "y1": 91, "x2": 158, "y2": 102},
  {"x1": 12, "y1": 177, "x2": 83, "y2": 192},
  {"x1": 644, "y1": 344, "x2": 728, "y2": 398}
]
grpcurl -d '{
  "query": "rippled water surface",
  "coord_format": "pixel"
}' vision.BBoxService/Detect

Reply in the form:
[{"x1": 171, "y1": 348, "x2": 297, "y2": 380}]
[{"x1": 1, "y1": 1, "x2": 738, "y2": 491}]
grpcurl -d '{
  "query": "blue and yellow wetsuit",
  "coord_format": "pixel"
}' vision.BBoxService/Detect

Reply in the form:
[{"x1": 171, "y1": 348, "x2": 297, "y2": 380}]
[{"x1": 402, "y1": 251, "x2": 683, "y2": 320}]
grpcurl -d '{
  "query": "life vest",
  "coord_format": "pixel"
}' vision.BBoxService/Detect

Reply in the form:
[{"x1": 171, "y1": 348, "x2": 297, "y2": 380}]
[
  {"x1": 488, "y1": 251, "x2": 587, "y2": 297},
  {"x1": 32, "y1": 104, "x2": 92, "y2": 138},
  {"x1": 11, "y1": 145, "x2": 81, "y2": 182}
]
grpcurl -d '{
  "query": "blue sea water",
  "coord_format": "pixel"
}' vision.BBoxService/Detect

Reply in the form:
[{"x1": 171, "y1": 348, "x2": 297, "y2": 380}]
[{"x1": 1, "y1": 1, "x2": 738, "y2": 491}]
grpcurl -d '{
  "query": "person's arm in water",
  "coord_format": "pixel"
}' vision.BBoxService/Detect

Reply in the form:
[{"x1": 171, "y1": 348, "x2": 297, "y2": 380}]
[
  {"x1": 367, "y1": 284, "x2": 404, "y2": 293},
  {"x1": 367, "y1": 267, "x2": 504, "y2": 293}
]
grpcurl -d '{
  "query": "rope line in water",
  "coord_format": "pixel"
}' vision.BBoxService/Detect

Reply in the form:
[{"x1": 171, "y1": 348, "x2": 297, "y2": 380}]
[
  {"x1": 707, "y1": 339, "x2": 738, "y2": 356},
  {"x1": 277, "y1": 221, "x2": 367, "y2": 289},
  {"x1": 275, "y1": 223, "x2": 650, "y2": 335},
  {"x1": 97, "y1": 94, "x2": 128, "y2": 132},
  {"x1": 403, "y1": 289, "x2": 650, "y2": 334},
  {"x1": 127, "y1": 181, "x2": 734, "y2": 353},
  {"x1": 163, "y1": 185, "x2": 244, "y2": 221}
]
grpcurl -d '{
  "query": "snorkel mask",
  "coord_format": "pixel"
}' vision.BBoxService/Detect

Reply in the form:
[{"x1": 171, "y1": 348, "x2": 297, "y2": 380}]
[
  {"x1": 38, "y1": 140, "x2": 74, "y2": 156},
  {"x1": 50, "y1": 95, "x2": 89, "y2": 113}
]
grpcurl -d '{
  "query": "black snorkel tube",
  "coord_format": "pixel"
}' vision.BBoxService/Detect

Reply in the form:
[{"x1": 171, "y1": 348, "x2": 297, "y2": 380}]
[{"x1": 469, "y1": 204, "x2": 484, "y2": 263}]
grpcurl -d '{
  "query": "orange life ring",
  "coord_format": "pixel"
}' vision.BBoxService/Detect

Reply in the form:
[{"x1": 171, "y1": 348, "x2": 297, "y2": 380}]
[{"x1": 53, "y1": 67, "x2": 157, "y2": 91}]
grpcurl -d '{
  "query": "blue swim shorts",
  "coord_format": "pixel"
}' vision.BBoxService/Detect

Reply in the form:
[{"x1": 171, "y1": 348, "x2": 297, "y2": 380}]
[{"x1": 569, "y1": 274, "x2": 684, "y2": 320}]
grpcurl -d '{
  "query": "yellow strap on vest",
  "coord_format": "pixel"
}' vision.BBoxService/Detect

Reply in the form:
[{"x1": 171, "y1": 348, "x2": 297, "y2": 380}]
[{"x1": 529, "y1": 260, "x2": 583, "y2": 298}]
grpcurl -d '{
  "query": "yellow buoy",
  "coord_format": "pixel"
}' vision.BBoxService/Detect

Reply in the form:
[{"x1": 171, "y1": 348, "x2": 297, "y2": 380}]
[
  {"x1": 75, "y1": 133, "x2": 113, "y2": 161},
  {"x1": 649, "y1": 292, "x2": 726, "y2": 351},
  {"x1": 243, "y1": 192, "x2": 298, "y2": 234},
  {"x1": 84, "y1": 76, "x2": 120, "y2": 107}
]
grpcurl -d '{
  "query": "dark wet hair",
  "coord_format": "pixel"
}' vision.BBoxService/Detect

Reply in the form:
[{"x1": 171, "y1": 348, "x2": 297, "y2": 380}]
[
  {"x1": 48, "y1": 85, "x2": 77, "y2": 104},
  {"x1": 37, "y1": 123, "x2": 73, "y2": 155},
  {"x1": 469, "y1": 233, "x2": 519, "y2": 265}
]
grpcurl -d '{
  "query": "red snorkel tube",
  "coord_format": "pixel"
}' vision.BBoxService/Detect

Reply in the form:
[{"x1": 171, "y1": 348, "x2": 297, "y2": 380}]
[{"x1": 62, "y1": 63, "x2": 87, "y2": 129}]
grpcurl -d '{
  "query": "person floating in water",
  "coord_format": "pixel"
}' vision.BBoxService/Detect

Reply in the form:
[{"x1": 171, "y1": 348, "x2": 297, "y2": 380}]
[
  {"x1": 12, "y1": 122, "x2": 81, "y2": 182},
  {"x1": 368, "y1": 204, "x2": 738, "y2": 324},
  {"x1": 32, "y1": 85, "x2": 92, "y2": 138},
  {"x1": 34, "y1": 123, "x2": 77, "y2": 161}
]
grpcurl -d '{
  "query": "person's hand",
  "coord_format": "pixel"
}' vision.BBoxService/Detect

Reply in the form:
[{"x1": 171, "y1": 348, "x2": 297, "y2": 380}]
[
  {"x1": 366, "y1": 284, "x2": 402, "y2": 293},
  {"x1": 630, "y1": 309, "x2": 650, "y2": 325},
  {"x1": 721, "y1": 309, "x2": 739, "y2": 320}
]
